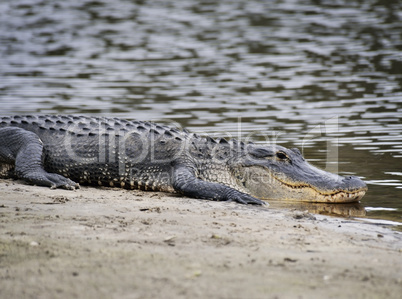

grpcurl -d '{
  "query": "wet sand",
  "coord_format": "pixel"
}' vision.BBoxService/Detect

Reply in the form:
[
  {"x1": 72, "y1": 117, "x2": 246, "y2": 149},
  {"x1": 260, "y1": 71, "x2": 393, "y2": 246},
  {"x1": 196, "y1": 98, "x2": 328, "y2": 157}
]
[{"x1": 0, "y1": 179, "x2": 401, "y2": 299}]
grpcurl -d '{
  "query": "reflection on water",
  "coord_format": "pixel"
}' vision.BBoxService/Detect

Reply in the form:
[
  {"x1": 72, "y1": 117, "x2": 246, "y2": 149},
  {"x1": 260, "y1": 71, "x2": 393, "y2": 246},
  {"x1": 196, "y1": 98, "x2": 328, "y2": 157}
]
[
  {"x1": 0, "y1": 0, "x2": 401, "y2": 225},
  {"x1": 271, "y1": 201, "x2": 367, "y2": 218}
]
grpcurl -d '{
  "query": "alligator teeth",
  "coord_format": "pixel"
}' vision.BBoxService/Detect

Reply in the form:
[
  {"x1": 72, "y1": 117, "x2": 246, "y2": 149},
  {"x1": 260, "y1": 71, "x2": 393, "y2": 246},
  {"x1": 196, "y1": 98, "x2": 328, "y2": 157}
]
[
  {"x1": 324, "y1": 190, "x2": 366, "y2": 203},
  {"x1": 275, "y1": 178, "x2": 366, "y2": 203}
]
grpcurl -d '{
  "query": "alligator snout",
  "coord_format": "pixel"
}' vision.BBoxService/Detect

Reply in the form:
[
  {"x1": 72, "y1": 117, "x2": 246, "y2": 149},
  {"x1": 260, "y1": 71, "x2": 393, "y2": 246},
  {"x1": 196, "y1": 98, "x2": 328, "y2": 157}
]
[{"x1": 342, "y1": 175, "x2": 367, "y2": 191}]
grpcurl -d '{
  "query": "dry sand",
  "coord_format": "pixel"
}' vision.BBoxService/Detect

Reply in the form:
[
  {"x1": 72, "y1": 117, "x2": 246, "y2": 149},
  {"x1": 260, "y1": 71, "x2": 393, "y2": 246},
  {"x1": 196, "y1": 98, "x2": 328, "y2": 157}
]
[{"x1": 0, "y1": 179, "x2": 401, "y2": 299}]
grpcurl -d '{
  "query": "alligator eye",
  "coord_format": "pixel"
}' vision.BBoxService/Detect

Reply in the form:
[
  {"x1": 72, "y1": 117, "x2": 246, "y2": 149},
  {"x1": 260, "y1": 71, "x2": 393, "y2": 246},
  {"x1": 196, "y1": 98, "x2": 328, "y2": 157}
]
[{"x1": 276, "y1": 152, "x2": 288, "y2": 160}]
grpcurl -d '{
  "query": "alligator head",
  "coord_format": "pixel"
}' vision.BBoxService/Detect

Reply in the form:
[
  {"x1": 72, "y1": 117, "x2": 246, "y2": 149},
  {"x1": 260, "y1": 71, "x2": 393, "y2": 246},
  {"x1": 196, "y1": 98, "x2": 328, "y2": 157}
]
[{"x1": 231, "y1": 145, "x2": 367, "y2": 203}]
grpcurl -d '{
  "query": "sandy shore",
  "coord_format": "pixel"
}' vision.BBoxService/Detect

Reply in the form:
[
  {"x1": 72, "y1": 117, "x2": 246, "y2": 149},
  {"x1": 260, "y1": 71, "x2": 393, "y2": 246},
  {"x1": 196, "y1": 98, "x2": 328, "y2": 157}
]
[{"x1": 0, "y1": 179, "x2": 401, "y2": 299}]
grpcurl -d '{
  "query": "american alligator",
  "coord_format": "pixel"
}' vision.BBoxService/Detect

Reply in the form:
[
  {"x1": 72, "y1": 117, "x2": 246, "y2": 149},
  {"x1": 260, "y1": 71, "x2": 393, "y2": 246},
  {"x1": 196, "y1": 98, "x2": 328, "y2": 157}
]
[{"x1": 0, "y1": 115, "x2": 367, "y2": 204}]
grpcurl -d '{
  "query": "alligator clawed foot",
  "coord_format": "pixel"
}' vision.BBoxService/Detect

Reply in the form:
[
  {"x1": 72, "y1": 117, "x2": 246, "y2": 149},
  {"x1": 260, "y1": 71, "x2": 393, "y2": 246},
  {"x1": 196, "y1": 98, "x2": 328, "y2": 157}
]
[
  {"x1": 63, "y1": 182, "x2": 80, "y2": 190},
  {"x1": 43, "y1": 173, "x2": 79, "y2": 190},
  {"x1": 227, "y1": 192, "x2": 268, "y2": 206}
]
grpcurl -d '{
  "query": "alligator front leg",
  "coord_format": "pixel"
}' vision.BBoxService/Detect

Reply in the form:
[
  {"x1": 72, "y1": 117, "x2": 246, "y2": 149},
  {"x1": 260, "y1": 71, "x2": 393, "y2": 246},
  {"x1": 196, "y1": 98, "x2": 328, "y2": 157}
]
[
  {"x1": 172, "y1": 165, "x2": 266, "y2": 205},
  {"x1": 0, "y1": 127, "x2": 79, "y2": 189}
]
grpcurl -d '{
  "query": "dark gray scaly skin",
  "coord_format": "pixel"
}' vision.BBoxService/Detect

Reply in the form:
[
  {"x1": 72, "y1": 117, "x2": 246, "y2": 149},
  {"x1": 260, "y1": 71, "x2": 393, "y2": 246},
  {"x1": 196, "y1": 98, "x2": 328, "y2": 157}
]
[{"x1": 0, "y1": 115, "x2": 368, "y2": 204}]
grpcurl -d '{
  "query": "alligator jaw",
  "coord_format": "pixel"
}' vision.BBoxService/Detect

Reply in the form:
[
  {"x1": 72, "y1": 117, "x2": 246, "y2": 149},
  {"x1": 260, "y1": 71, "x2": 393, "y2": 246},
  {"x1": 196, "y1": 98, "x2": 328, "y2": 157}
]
[
  {"x1": 237, "y1": 162, "x2": 368, "y2": 203},
  {"x1": 321, "y1": 190, "x2": 367, "y2": 203},
  {"x1": 273, "y1": 178, "x2": 368, "y2": 203}
]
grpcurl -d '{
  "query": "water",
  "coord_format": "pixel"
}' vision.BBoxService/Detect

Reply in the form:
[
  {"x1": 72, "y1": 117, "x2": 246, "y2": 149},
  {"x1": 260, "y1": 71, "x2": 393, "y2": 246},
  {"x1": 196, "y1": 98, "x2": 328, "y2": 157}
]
[{"x1": 1, "y1": 0, "x2": 401, "y2": 227}]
